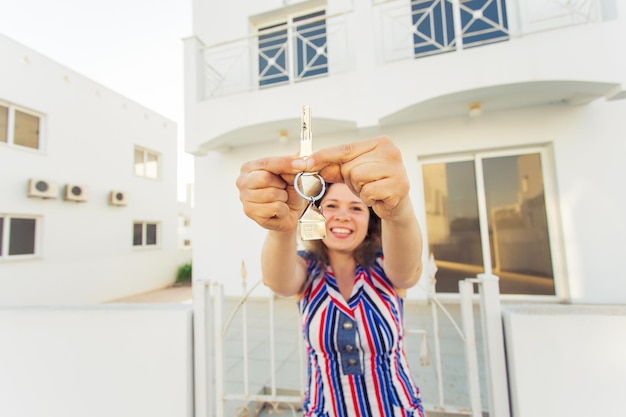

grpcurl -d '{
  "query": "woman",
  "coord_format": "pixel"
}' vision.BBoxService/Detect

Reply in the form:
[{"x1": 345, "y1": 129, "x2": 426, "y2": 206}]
[{"x1": 237, "y1": 136, "x2": 425, "y2": 416}]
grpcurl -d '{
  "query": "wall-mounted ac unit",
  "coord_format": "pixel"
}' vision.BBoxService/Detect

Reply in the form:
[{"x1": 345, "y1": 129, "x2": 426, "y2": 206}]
[
  {"x1": 109, "y1": 190, "x2": 128, "y2": 206},
  {"x1": 64, "y1": 184, "x2": 88, "y2": 202},
  {"x1": 27, "y1": 178, "x2": 59, "y2": 199}
]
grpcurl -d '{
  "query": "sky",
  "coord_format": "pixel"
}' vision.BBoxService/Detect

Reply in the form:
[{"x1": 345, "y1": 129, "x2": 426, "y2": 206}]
[{"x1": 0, "y1": 0, "x2": 194, "y2": 200}]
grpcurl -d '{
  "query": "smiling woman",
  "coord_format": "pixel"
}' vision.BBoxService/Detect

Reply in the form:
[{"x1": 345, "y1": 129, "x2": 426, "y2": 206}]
[{"x1": 237, "y1": 136, "x2": 426, "y2": 417}]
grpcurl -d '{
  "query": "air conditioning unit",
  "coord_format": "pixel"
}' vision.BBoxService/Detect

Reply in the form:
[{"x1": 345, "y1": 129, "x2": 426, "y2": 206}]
[
  {"x1": 109, "y1": 190, "x2": 128, "y2": 206},
  {"x1": 27, "y1": 179, "x2": 59, "y2": 199},
  {"x1": 64, "y1": 184, "x2": 88, "y2": 202}
]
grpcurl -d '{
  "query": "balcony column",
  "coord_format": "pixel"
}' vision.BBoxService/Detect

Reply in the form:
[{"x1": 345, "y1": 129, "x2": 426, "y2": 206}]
[
  {"x1": 183, "y1": 36, "x2": 205, "y2": 103},
  {"x1": 351, "y1": 0, "x2": 381, "y2": 129},
  {"x1": 183, "y1": 36, "x2": 205, "y2": 155}
]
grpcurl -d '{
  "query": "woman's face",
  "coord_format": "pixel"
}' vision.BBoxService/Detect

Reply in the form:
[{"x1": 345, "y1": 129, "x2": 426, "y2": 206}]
[{"x1": 319, "y1": 183, "x2": 370, "y2": 255}]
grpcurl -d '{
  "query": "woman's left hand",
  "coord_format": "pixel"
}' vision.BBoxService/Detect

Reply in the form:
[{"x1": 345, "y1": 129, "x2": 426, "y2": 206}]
[{"x1": 304, "y1": 136, "x2": 411, "y2": 220}]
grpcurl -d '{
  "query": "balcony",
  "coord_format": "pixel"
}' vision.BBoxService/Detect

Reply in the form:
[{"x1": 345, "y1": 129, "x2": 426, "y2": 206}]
[{"x1": 184, "y1": 0, "x2": 624, "y2": 152}]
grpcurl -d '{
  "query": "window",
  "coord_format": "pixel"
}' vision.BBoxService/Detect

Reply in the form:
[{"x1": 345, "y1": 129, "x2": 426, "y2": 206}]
[
  {"x1": 0, "y1": 102, "x2": 42, "y2": 150},
  {"x1": 134, "y1": 147, "x2": 160, "y2": 179},
  {"x1": 411, "y1": 0, "x2": 509, "y2": 58},
  {"x1": 133, "y1": 221, "x2": 159, "y2": 247},
  {"x1": 0, "y1": 215, "x2": 38, "y2": 258},
  {"x1": 422, "y1": 149, "x2": 556, "y2": 296},
  {"x1": 258, "y1": 9, "x2": 328, "y2": 87}
]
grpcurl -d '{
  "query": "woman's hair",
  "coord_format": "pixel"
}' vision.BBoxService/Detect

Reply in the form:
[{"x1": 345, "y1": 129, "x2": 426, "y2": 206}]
[{"x1": 303, "y1": 183, "x2": 382, "y2": 267}]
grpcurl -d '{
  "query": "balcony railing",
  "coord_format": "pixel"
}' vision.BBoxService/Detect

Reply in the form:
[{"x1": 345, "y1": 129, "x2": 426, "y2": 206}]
[
  {"x1": 200, "y1": 12, "x2": 350, "y2": 99},
  {"x1": 197, "y1": 0, "x2": 605, "y2": 100}
]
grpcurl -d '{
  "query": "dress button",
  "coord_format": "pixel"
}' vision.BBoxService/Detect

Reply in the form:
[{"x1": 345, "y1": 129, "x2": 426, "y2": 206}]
[
  {"x1": 348, "y1": 359, "x2": 357, "y2": 366},
  {"x1": 342, "y1": 321, "x2": 353, "y2": 330},
  {"x1": 345, "y1": 345, "x2": 354, "y2": 352}
]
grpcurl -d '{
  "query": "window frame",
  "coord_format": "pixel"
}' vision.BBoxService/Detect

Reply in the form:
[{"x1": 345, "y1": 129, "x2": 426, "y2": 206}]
[
  {"x1": 255, "y1": 6, "x2": 328, "y2": 88},
  {"x1": 418, "y1": 144, "x2": 566, "y2": 301},
  {"x1": 0, "y1": 100, "x2": 44, "y2": 152},
  {"x1": 409, "y1": 0, "x2": 510, "y2": 58},
  {"x1": 132, "y1": 221, "x2": 161, "y2": 249},
  {"x1": 134, "y1": 146, "x2": 161, "y2": 180},
  {"x1": 0, "y1": 214, "x2": 41, "y2": 260}
]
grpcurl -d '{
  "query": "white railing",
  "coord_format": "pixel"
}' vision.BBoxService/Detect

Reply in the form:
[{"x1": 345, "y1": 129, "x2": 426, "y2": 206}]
[
  {"x1": 194, "y1": 257, "x2": 511, "y2": 417},
  {"x1": 378, "y1": 0, "x2": 604, "y2": 62},
  {"x1": 200, "y1": 12, "x2": 350, "y2": 99},
  {"x1": 195, "y1": 0, "x2": 606, "y2": 100},
  {"x1": 518, "y1": 0, "x2": 603, "y2": 33},
  {"x1": 458, "y1": 274, "x2": 510, "y2": 417}
]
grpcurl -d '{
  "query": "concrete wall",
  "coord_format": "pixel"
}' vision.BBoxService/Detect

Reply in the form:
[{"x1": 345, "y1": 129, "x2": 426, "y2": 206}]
[
  {"x1": 0, "y1": 33, "x2": 183, "y2": 304},
  {"x1": 0, "y1": 305, "x2": 193, "y2": 417},
  {"x1": 503, "y1": 304, "x2": 626, "y2": 417}
]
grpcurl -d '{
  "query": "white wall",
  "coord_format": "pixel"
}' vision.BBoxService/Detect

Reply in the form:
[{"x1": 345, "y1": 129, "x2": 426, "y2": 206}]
[
  {"x1": 0, "y1": 305, "x2": 193, "y2": 417},
  {"x1": 0, "y1": 34, "x2": 182, "y2": 304},
  {"x1": 503, "y1": 304, "x2": 626, "y2": 417}
]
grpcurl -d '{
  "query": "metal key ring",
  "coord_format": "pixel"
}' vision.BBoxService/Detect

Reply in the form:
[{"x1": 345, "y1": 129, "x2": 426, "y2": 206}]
[{"x1": 294, "y1": 172, "x2": 326, "y2": 202}]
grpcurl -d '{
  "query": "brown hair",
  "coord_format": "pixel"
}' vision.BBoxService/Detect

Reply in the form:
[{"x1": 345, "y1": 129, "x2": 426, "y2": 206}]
[{"x1": 303, "y1": 183, "x2": 382, "y2": 267}]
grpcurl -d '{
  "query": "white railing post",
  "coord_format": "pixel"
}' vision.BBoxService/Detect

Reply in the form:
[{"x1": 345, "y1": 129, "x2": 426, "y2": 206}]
[
  {"x1": 458, "y1": 279, "x2": 483, "y2": 417},
  {"x1": 213, "y1": 284, "x2": 225, "y2": 417},
  {"x1": 477, "y1": 273, "x2": 511, "y2": 417},
  {"x1": 452, "y1": 0, "x2": 465, "y2": 51},
  {"x1": 193, "y1": 279, "x2": 213, "y2": 417}
]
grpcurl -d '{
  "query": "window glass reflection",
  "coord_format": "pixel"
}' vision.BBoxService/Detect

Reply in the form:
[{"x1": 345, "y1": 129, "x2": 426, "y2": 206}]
[
  {"x1": 422, "y1": 152, "x2": 556, "y2": 295},
  {"x1": 423, "y1": 161, "x2": 483, "y2": 292},
  {"x1": 133, "y1": 223, "x2": 143, "y2": 246},
  {"x1": 9, "y1": 218, "x2": 36, "y2": 255},
  {"x1": 146, "y1": 223, "x2": 157, "y2": 245},
  {"x1": 145, "y1": 152, "x2": 159, "y2": 179},
  {"x1": 483, "y1": 154, "x2": 554, "y2": 295},
  {"x1": 0, "y1": 217, "x2": 4, "y2": 254},
  {"x1": 14, "y1": 110, "x2": 39, "y2": 149},
  {"x1": 0, "y1": 105, "x2": 7, "y2": 143},
  {"x1": 134, "y1": 149, "x2": 145, "y2": 176}
]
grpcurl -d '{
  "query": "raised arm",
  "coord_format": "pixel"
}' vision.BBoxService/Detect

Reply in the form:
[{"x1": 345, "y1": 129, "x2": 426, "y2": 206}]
[
  {"x1": 261, "y1": 229, "x2": 308, "y2": 297},
  {"x1": 236, "y1": 155, "x2": 308, "y2": 296}
]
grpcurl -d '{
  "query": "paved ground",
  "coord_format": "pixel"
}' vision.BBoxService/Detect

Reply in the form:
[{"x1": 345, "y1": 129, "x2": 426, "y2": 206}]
[{"x1": 108, "y1": 283, "x2": 193, "y2": 304}]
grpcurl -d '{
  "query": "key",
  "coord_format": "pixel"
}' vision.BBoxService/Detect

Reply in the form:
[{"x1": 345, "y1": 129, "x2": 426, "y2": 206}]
[
  {"x1": 297, "y1": 105, "x2": 323, "y2": 198},
  {"x1": 300, "y1": 105, "x2": 313, "y2": 159},
  {"x1": 294, "y1": 105, "x2": 326, "y2": 240}
]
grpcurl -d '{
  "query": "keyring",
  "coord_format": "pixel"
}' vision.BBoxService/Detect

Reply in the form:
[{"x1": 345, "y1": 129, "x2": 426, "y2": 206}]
[{"x1": 294, "y1": 172, "x2": 326, "y2": 202}]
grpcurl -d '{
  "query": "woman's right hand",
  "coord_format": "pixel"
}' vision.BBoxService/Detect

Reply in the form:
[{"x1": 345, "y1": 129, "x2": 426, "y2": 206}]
[{"x1": 236, "y1": 156, "x2": 306, "y2": 232}]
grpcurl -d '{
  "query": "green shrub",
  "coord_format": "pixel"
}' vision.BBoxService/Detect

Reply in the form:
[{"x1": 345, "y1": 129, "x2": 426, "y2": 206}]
[{"x1": 176, "y1": 262, "x2": 192, "y2": 284}]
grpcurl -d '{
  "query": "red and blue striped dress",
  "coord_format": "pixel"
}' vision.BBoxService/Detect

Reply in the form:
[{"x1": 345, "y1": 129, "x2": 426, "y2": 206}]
[{"x1": 298, "y1": 251, "x2": 424, "y2": 417}]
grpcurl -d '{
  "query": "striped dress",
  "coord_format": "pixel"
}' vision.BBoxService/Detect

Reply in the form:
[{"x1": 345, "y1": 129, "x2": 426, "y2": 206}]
[{"x1": 298, "y1": 250, "x2": 424, "y2": 417}]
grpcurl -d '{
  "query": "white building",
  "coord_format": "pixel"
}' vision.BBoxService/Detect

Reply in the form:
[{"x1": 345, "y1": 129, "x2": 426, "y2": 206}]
[
  {"x1": 185, "y1": 0, "x2": 626, "y2": 301},
  {"x1": 184, "y1": 0, "x2": 626, "y2": 415},
  {"x1": 0, "y1": 33, "x2": 187, "y2": 304}
]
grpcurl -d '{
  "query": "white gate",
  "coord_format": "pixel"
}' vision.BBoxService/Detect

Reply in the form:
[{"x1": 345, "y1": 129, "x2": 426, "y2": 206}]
[{"x1": 193, "y1": 260, "x2": 510, "y2": 417}]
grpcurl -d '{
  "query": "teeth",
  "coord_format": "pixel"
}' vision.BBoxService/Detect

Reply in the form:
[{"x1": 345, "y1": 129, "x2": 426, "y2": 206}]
[{"x1": 332, "y1": 228, "x2": 351, "y2": 235}]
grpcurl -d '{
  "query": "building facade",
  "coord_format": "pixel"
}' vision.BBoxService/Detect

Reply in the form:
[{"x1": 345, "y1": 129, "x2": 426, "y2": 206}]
[
  {"x1": 0, "y1": 34, "x2": 186, "y2": 304},
  {"x1": 185, "y1": 0, "x2": 626, "y2": 303},
  {"x1": 185, "y1": 2, "x2": 626, "y2": 414}
]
